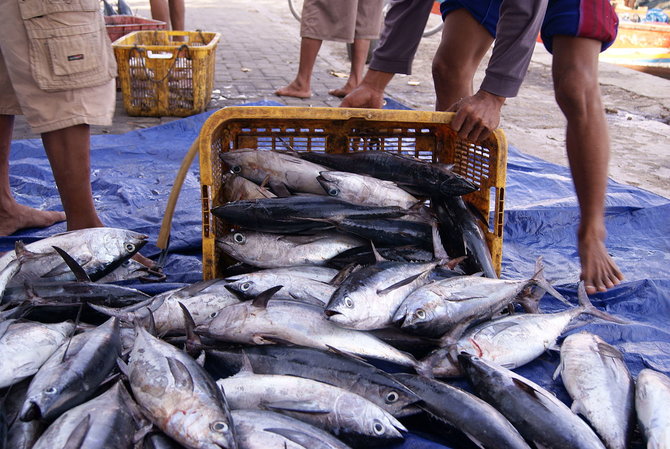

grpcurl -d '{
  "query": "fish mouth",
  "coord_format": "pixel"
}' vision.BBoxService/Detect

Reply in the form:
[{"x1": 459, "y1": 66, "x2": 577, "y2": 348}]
[
  {"x1": 440, "y1": 178, "x2": 478, "y2": 196},
  {"x1": 323, "y1": 309, "x2": 341, "y2": 318},
  {"x1": 19, "y1": 401, "x2": 42, "y2": 422}
]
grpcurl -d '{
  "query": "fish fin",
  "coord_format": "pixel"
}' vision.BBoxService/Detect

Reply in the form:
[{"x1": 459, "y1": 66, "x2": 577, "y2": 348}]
[
  {"x1": 237, "y1": 350, "x2": 255, "y2": 375},
  {"x1": 377, "y1": 271, "x2": 426, "y2": 296},
  {"x1": 431, "y1": 221, "x2": 450, "y2": 261},
  {"x1": 371, "y1": 241, "x2": 387, "y2": 263},
  {"x1": 512, "y1": 377, "x2": 541, "y2": 399},
  {"x1": 288, "y1": 292, "x2": 325, "y2": 307},
  {"x1": 253, "y1": 334, "x2": 285, "y2": 345},
  {"x1": 576, "y1": 281, "x2": 629, "y2": 324},
  {"x1": 166, "y1": 357, "x2": 195, "y2": 393},
  {"x1": 268, "y1": 180, "x2": 292, "y2": 198},
  {"x1": 178, "y1": 302, "x2": 202, "y2": 359},
  {"x1": 252, "y1": 285, "x2": 283, "y2": 308},
  {"x1": 116, "y1": 357, "x2": 130, "y2": 377},
  {"x1": 461, "y1": 432, "x2": 487, "y2": 449},
  {"x1": 526, "y1": 257, "x2": 571, "y2": 307},
  {"x1": 262, "y1": 400, "x2": 331, "y2": 414},
  {"x1": 596, "y1": 341, "x2": 624, "y2": 360},
  {"x1": 570, "y1": 399, "x2": 586, "y2": 416},
  {"x1": 325, "y1": 345, "x2": 370, "y2": 364},
  {"x1": 552, "y1": 361, "x2": 563, "y2": 381},
  {"x1": 51, "y1": 246, "x2": 91, "y2": 283},
  {"x1": 263, "y1": 428, "x2": 315, "y2": 449},
  {"x1": 62, "y1": 414, "x2": 91, "y2": 449}
]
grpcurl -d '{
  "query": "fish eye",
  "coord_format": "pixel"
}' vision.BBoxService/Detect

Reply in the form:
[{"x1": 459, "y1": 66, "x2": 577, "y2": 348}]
[
  {"x1": 209, "y1": 311, "x2": 219, "y2": 318},
  {"x1": 211, "y1": 421, "x2": 228, "y2": 433},
  {"x1": 125, "y1": 243, "x2": 136, "y2": 252},
  {"x1": 344, "y1": 296, "x2": 354, "y2": 308},
  {"x1": 233, "y1": 233, "x2": 246, "y2": 244},
  {"x1": 231, "y1": 165, "x2": 242, "y2": 174},
  {"x1": 372, "y1": 420, "x2": 385, "y2": 435},
  {"x1": 45, "y1": 387, "x2": 58, "y2": 395},
  {"x1": 385, "y1": 391, "x2": 399, "y2": 403},
  {"x1": 241, "y1": 282, "x2": 252, "y2": 291},
  {"x1": 416, "y1": 309, "x2": 426, "y2": 320},
  {"x1": 327, "y1": 187, "x2": 339, "y2": 196}
]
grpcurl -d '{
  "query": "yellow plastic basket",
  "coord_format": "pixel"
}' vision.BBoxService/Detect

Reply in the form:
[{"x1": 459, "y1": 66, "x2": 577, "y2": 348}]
[
  {"x1": 198, "y1": 106, "x2": 508, "y2": 280},
  {"x1": 112, "y1": 30, "x2": 220, "y2": 117}
]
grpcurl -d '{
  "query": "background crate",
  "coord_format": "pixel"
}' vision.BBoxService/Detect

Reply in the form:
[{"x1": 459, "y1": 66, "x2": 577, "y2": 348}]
[
  {"x1": 112, "y1": 30, "x2": 220, "y2": 117},
  {"x1": 198, "y1": 107, "x2": 508, "y2": 280},
  {"x1": 105, "y1": 15, "x2": 167, "y2": 43}
]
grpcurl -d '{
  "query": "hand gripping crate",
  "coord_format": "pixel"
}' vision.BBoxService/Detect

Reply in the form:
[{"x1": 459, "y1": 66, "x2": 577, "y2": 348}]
[
  {"x1": 105, "y1": 15, "x2": 167, "y2": 43},
  {"x1": 112, "y1": 30, "x2": 220, "y2": 117},
  {"x1": 198, "y1": 106, "x2": 508, "y2": 280}
]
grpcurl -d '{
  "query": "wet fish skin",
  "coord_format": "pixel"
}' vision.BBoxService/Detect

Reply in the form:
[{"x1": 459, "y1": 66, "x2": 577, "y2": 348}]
[
  {"x1": 3, "y1": 379, "x2": 43, "y2": 449},
  {"x1": 636, "y1": 368, "x2": 670, "y2": 449},
  {"x1": 219, "y1": 173, "x2": 276, "y2": 203},
  {"x1": 128, "y1": 326, "x2": 237, "y2": 449},
  {"x1": 205, "y1": 346, "x2": 420, "y2": 418},
  {"x1": 199, "y1": 298, "x2": 417, "y2": 368},
  {"x1": 557, "y1": 332, "x2": 634, "y2": 449},
  {"x1": 224, "y1": 270, "x2": 336, "y2": 305},
  {"x1": 217, "y1": 372, "x2": 406, "y2": 443},
  {"x1": 216, "y1": 230, "x2": 365, "y2": 268},
  {"x1": 30, "y1": 382, "x2": 137, "y2": 449},
  {"x1": 317, "y1": 170, "x2": 420, "y2": 209},
  {"x1": 231, "y1": 409, "x2": 352, "y2": 449},
  {"x1": 0, "y1": 320, "x2": 75, "y2": 389},
  {"x1": 19, "y1": 317, "x2": 121, "y2": 422},
  {"x1": 459, "y1": 353, "x2": 607, "y2": 449},
  {"x1": 394, "y1": 373, "x2": 531, "y2": 449}
]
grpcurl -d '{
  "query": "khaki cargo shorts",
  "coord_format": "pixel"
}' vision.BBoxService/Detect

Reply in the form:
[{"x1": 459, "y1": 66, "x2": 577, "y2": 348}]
[
  {"x1": 301, "y1": 0, "x2": 385, "y2": 43},
  {"x1": 0, "y1": 0, "x2": 117, "y2": 134}
]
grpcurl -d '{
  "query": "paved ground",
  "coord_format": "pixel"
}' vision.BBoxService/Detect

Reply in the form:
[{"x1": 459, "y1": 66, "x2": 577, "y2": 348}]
[{"x1": 11, "y1": 0, "x2": 670, "y2": 197}]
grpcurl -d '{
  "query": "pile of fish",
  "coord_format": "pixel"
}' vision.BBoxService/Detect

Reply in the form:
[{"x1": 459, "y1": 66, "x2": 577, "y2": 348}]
[{"x1": 0, "y1": 148, "x2": 668, "y2": 449}]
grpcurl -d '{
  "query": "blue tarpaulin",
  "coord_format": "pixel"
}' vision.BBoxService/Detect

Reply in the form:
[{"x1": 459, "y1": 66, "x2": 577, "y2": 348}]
[{"x1": 3, "y1": 101, "x2": 669, "y2": 448}]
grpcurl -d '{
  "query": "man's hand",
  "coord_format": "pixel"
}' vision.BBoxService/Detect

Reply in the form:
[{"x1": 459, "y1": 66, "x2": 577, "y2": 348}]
[{"x1": 448, "y1": 90, "x2": 506, "y2": 142}]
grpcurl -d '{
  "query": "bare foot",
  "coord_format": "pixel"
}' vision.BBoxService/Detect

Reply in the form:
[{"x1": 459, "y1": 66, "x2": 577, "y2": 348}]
[
  {"x1": 275, "y1": 81, "x2": 311, "y2": 99},
  {"x1": 578, "y1": 233, "x2": 624, "y2": 294},
  {"x1": 340, "y1": 85, "x2": 385, "y2": 109},
  {"x1": 0, "y1": 203, "x2": 66, "y2": 236},
  {"x1": 329, "y1": 86, "x2": 354, "y2": 98}
]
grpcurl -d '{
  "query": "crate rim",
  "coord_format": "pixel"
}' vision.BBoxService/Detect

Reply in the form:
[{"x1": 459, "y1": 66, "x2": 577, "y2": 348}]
[{"x1": 112, "y1": 29, "x2": 221, "y2": 49}]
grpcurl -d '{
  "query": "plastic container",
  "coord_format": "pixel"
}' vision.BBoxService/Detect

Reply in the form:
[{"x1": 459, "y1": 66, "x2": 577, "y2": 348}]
[
  {"x1": 112, "y1": 30, "x2": 220, "y2": 117},
  {"x1": 198, "y1": 106, "x2": 508, "y2": 279},
  {"x1": 105, "y1": 15, "x2": 167, "y2": 43}
]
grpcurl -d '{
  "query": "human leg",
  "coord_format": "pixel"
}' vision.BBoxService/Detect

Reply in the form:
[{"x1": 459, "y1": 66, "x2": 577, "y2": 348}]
[
  {"x1": 551, "y1": 35, "x2": 623, "y2": 293},
  {"x1": 168, "y1": 0, "x2": 185, "y2": 31},
  {"x1": 275, "y1": 37, "x2": 322, "y2": 98},
  {"x1": 329, "y1": 38, "x2": 371, "y2": 98},
  {"x1": 149, "y1": 0, "x2": 170, "y2": 26},
  {"x1": 0, "y1": 115, "x2": 66, "y2": 236},
  {"x1": 432, "y1": 8, "x2": 493, "y2": 111}
]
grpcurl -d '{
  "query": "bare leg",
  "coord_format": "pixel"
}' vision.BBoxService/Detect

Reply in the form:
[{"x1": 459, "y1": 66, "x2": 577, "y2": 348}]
[
  {"x1": 168, "y1": 0, "x2": 185, "y2": 31},
  {"x1": 330, "y1": 38, "x2": 371, "y2": 98},
  {"x1": 340, "y1": 68, "x2": 393, "y2": 108},
  {"x1": 149, "y1": 0, "x2": 170, "y2": 27},
  {"x1": 432, "y1": 9, "x2": 493, "y2": 111},
  {"x1": 0, "y1": 115, "x2": 65, "y2": 236},
  {"x1": 552, "y1": 36, "x2": 624, "y2": 294},
  {"x1": 275, "y1": 37, "x2": 322, "y2": 98}
]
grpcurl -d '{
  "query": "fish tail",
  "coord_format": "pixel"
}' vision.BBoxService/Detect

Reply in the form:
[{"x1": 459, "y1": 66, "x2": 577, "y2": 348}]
[
  {"x1": 576, "y1": 281, "x2": 629, "y2": 324},
  {"x1": 530, "y1": 257, "x2": 572, "y2": 307}
]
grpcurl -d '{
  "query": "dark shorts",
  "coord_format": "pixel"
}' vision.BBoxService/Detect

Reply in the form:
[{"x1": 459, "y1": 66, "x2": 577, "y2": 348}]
[{"x1": 440, "y1": 0, "x2": 619, "y2": 53}]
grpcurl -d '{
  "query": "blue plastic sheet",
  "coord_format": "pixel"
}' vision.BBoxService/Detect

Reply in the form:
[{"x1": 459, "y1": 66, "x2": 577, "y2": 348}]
[{"x1": 3, "y1": 101, "x2": 669, "y2": 449}]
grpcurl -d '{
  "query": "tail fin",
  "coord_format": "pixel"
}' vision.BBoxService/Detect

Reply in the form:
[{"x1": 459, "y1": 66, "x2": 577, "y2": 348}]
[
  {"x1": 576, "y1": 281, "x2": 629, "y2": 324},
  {"x1": 529, "y1": 257, "x2": 572, "y2": 307}
]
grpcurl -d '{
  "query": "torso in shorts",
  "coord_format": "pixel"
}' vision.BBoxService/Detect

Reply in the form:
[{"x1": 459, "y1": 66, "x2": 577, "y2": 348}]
[{"x1": 440, "y1": 0, "x2": 619, "y2": 53}]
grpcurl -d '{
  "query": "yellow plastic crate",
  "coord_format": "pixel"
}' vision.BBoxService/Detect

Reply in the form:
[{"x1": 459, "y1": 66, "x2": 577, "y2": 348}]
[
  {"x1": 198, "y1": 107, "x2": 508, "y2": 280},
  {"x1": 112, "y1": 30, "x2": 219, "y2": 117}
]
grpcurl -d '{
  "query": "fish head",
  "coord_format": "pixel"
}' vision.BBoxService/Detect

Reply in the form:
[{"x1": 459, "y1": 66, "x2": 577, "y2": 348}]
[
  {"x1": 323, "y1": 290, "x2": 366, "y2": 327},
  {"x1": 395, "y1": 294, "x2": 443, "y2": 333},
  {"x1": 356, "y1": 405, "x2": 407, "y2": 442},
  {"x1": 316, "y1": 172, "x2": 342, "y2": 197},
  {"x1": 224, "y1": 278, "x2": 257, "y2": 299},
  {"x1": 438, "y1": 175, "x2": 478, "y2": 197},
  {"x1": 164, "y1": 406, "x2": 237, "y2": 449}
]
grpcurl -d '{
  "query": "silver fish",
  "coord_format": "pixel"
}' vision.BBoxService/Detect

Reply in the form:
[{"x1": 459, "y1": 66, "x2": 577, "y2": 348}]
[
  {"x1": 216, "y1": 230, "x2": 365, "y2": 268},
  {"x1": 0, "y1": 320, "x2": 75, "y2": 389},
  {"x1": 225, "y1": 269, "x2": 336, "y2": 305},
  {"x1": 20, "y1": 318, "x2": 121, "y2": 422},
  {"x1": 128, "y1": 326, "x2": 237, "y2": 449},
  {"x1": 217, "y1": 370, "x2": 406, "y2": 442},
  {"x1": 199, "y1": 296, "x2": 417, "y2": 368},
  {"x1": 220, "y1": 172, "x2": 276, "y2": 202},
  {"x1": 636, "y1": 368, "x2": 670, "y2": 449},
  {"x1": 31, "y1": 382, "x2": 137, "y2": 449},
  {"x1": 325, "y1": 260, "x2": 439, "y2": 330},
  {"x1": 317, "y1": 170, "x2": 420, "y2": 209},
  {"x1": 219, "y1": 148, "x2": 329, "y2": 195},
  {"x1": 555, "y1": 331, "x2": 634, "y2": 449},
  {"x1": 231, "y1": 409, "x2": 352, "y2": 449}
]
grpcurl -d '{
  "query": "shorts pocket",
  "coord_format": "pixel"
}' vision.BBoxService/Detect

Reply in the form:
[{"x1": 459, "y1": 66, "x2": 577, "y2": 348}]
[{"x1": 21, "y1": 8, "x2": 116, "y2": 92}]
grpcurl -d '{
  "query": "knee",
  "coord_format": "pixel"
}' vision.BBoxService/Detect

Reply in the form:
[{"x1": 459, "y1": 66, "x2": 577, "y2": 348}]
[
  {"x1": 553, "y1": 66, "x2": 600, "y2": 117},
  {"x1": 432, "y1": 56, "x2": 470, "y2": 89}
]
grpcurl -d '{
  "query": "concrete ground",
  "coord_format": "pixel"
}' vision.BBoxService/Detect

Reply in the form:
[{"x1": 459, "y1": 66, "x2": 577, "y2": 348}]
[{"x1": 11, "y1": 0, "x2": 670, "y2": 198}]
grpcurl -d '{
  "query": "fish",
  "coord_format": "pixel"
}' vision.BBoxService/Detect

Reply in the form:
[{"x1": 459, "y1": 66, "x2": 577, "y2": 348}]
[
  {"x1": 20, "y1": 318, "x2": 121, "y2": 422},
  {"x1": 635, "y1": 368, "x2": 670, "y2": 449},
  {"x1": 3, "y1": 379, "x2": 43, "y2": 449},
  {"x1": 204, "y1": 346, "x2": 420, "y2": 418},
  {"x1": 325, "y1": 260, "x2": 440, "y2": 330},
  {"x1": 97, "y1": 258, "x2": 150, "y2": 283},
  {"x1": 0, "y1": 228, "x2": 148, "y2": 287},
  {"x1": 418, "y1": 282, "x2": 626, "y2": 377},
  {"x1": 198, "y1": 294, "x2": 417, "y2": 368},
  {"x1": 219, "y1": 173, "x2": 276, "y2": 203},
  {"x1": 393, "y1": 257, "x2": 567, "y2": 337},
  {"x1": 555, "y1": 331, "x2": 634, "y2": 449},
  {"x1": 298, "y1": 150, "x2": 478, "y2": 197},
  {"x1": 0, "y1": 320, "x2": 75, "y2": 389},
  {"x1": 30, "y1": 382, "x2": 138, "y2": 449},
  {"x1": 219, "y1": 148, "x2": 329, "y2": 195},
  {"x1": 216, "y1": 230, "x2": 365, "y2": 268},
  {"x1": 231, "y1": 409, "x2": 352, "y2": 449},
  {"x1": 459, "y1": 353, "x2": 607, "y2": 449},
  {"x1": 217, "y1": 368, "x2": 406, "y2": 443},
  {"x1": 317, "y1": 170, "x2": 420, "y2": 209},
  {"x1": 127, "y1": 326, "x2": 237, "y2": 449},
  {"x1": 319, "y1": 216, "x2": 435, "y2": 250},
  {"x1": 394, "y1": 373, "x2": 531, "y2": 449},
  {"x1": 224, "y1": 269, "x2": 336, "y2": 305}
]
